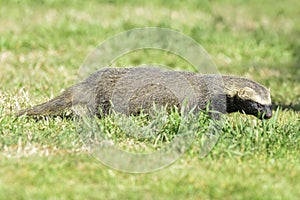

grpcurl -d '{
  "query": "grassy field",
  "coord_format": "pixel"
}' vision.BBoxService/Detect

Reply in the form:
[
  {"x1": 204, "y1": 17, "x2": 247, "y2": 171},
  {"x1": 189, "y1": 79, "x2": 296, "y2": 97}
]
[{"x1": 1, "y1": 0, "x2": 300, "y2": 199}]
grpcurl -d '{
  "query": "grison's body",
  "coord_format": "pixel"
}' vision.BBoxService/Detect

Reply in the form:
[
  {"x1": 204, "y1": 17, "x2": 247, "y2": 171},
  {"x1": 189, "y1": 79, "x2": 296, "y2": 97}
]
[{"x1": 17, "y1": 67, "x2": 272, "y2": 119}]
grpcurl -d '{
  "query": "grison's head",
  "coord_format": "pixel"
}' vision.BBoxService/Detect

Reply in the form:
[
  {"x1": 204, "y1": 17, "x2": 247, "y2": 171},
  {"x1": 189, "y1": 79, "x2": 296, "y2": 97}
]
[{"x1": 231, "y1": 86, "x2": 272, "y2": 119}]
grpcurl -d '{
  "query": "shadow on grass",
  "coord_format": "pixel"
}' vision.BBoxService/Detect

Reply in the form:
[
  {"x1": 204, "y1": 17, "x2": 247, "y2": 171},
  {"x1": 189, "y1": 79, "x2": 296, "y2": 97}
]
[
  {"x1": 272, "y1": 42, "x2": 300, "y2": 112},
  {"x1": 273, "y1": 103, "x2": 300, "y2": 112}
]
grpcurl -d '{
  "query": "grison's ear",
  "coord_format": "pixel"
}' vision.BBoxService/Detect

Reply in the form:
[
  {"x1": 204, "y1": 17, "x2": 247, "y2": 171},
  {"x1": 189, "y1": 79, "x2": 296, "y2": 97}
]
[{"x1": 237, "y1": 87, "x2": 256, "y2": 100}]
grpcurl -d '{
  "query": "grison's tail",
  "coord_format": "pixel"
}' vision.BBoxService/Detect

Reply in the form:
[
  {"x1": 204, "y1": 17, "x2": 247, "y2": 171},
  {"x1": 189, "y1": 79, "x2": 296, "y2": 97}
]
[{"x1": 16, "y1": 89, "x2": 73, "y2": 117}]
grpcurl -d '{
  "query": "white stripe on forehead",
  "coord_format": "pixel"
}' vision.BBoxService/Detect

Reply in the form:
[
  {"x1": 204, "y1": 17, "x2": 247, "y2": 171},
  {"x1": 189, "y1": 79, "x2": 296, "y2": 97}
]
[
  {"x1": 226, "y1": 86, "x2": 272, "y2": 105},
  {"x1": 252, "y1": 92, "x2": 272, "y2": 105},
  {"x1": 247, "y1": 87, "x2": 272, "y2": 105}
]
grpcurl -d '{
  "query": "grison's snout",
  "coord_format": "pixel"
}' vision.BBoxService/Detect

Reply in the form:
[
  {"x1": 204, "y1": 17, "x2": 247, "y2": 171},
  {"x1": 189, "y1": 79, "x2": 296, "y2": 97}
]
[{"x1": 258, "y1": 104, "x2": 272, "y2": 119}]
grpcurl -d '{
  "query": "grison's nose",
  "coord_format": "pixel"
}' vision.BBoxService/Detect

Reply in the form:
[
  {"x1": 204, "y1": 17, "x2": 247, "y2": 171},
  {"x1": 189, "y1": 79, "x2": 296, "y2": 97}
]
[{"x1": 263, "y1": 105, "x2": 272, "y2": 119}]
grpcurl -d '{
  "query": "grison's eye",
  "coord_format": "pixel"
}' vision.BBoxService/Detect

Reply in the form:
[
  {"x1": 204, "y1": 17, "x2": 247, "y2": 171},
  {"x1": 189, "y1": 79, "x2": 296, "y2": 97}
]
[{"x1": 251, "y1": 102, "x2": 259, "y2": 110}]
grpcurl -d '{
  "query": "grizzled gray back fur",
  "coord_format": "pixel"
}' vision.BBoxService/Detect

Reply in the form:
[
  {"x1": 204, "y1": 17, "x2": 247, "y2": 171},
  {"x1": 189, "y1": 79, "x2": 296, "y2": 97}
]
[
  {"x1": 71, "y1": 67, "x2": 226, "y2": 116},
  {"x1": 17, "y1": 67, "x2": 272, "y2": 119}
]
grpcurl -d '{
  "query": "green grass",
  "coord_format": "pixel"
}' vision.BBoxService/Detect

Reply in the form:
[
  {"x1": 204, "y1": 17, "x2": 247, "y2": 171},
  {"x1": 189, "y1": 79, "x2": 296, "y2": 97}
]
[{"x1": 1, "y1": 0, "x2": 300, "y2": 199}]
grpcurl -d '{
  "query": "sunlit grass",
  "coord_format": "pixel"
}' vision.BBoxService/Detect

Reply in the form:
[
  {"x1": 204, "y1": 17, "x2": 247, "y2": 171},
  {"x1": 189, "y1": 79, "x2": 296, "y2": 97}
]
[{"x1": 0, "y1": 0, "x2": 299, "y2": 199}]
